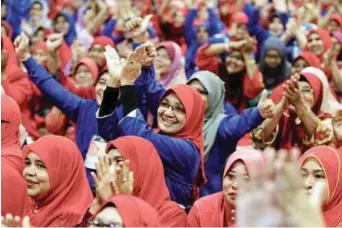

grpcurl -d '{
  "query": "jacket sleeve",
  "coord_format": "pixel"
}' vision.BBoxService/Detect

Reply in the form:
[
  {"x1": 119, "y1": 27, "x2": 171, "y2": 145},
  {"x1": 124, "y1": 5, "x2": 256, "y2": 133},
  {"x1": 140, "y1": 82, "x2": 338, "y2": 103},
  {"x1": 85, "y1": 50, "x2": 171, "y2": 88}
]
[
  {"x1": 243, "y1": 69, "x2": 265, "y2": 99},
  {"x1": 119, "y1": 109, "x2": 200, "y2": 174},
  {"x1": 135, "y1": 66, "x2": 166, "y2": 116},
  {"x1": 247, "y1": 7, "x2": 269, "y2": 48},
  {"x1": 184, "y1": 9, "x2": 198, "y2": 45},
  {"x1": 207, "y1": 8, "x2": 220, "y2": 36},
  {"x1": 1, "y1": 77, "x2": 33, "y2": 106},
  {"x1": 23, "y1": 56, "x2": 84, "y2": 122},
  {"x1": 218, "y1": 107, "x2": 264, "y2": 142}
]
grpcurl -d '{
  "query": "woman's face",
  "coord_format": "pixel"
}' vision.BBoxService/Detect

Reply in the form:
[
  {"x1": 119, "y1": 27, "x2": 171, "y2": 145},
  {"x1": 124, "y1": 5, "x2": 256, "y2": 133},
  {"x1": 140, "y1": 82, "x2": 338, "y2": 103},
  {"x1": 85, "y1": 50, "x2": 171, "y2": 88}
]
[
  {"x1": 235, "y1": 24, "x2": 248, "y2": 40},
  {"x1": 89, "y1": 207, "x2": 123, "y2": 227},
  {"x1": 54, "y1": 15, "x2": 69, "y2": 35},
  {"x1": 301, "y1": 159, "x2": 329, "y2": 204},
  {"x1": 32, "y1": 30, "x2": 45, "y2": 47},
  {"x1": 196, "y1": 26, "x2": 209, "y2": 44},
  {"x1": 188, "y1": 80, "x2": 209, "y2": 109},
  {"x1": 327, "y1": 19, "x2": 341, "y2": 32},
  {"x1": 291, "y1": 58, "x2": 309, "y2": 75},
  {"x1": 89, "y1": 44, "x2": 106, "y2": 67},
  {"x1": 307, "y1": 33, "x2": 324, "y2": 56},
  {"x1": 154, "y1": 48, "x2": 172, "y2": 75},
  {"x1": 269, "y1": 17, "x2": 284, "y2": 37},
  {"x1": 30, "y1": 3, "x2": 43, "y2": 20},
  {"x1": 95, "y1": 72, "x2": 110, "y2": 105},
  {"x1": 223, "y1": 161, "x2": 249, "y2": 205},
  {"x1": 157, "y1": 93, "x2": 186, "y2": 134},
  {"x1": 172, "y1": 11, "x2": 185, "y2": 27},
  {"x1": 23, "y1": 152, "x2": 50, "y2": 202},
  {"x1": 299, "y1": 81, "x2": 314, "y2": 108},
  {"x1": 74, "y1": 64, "x2": 94, "y2": 87},
  {"x1": 264, "y1": 49, "x2": 282, "y2": 68},
  {"x1": 33, "y1": 49, "x2": 47, "y2": 65},
  {"x1": 225, "y1": 51, "x2": 245, "y2": 74},
  {"x1": 332, "y1": 37, "x2": 342, "y2": 55}
]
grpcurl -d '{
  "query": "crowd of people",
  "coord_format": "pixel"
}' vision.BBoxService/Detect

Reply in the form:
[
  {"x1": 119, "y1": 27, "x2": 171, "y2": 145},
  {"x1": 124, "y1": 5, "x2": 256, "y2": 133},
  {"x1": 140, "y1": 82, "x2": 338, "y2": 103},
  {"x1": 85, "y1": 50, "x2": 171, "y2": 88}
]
[{"x1": 1, "y1": 0, "x2": 342, "y2": 226}]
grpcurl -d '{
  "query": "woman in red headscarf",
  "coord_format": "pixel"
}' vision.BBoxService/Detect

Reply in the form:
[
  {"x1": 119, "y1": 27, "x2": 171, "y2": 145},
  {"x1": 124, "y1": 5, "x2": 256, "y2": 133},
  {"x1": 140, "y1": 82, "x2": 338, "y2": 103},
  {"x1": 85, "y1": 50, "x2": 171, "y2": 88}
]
[
  {"x1": 90, "y1": 136, "x2": 187, "y2": 226},
  {"x1": 188, "y1": 148, "x2": 264, "y2": 227},
  {"x1": 300, "y1": 146, "x2": 342, "y2": 227},
  {"x1": 89, "y1": 195, "x2": 161, "y2": 227},
  {"x1": 1, "y1": 94, "x2": 24, "y2": 172},
  {"x1": 252, "y1": 67, "x2": 341, "y2": 152},
  {"x1": 291, "y1": 51, "x2": 321, "y2": 75},
  {"x1": 88, "y1": 36, "x2": 115, "y2": 71},
  {"x1": 1, "y1": 35, "x2": 38, "y2": 139},
  {"x1": 97, "y1": 49, "x2": 206, "y2": 210},
  {"x1": 305, "y1": 28, "x2": 333, "y2": 63},
  {"x1": 22, "y1": 135, "x2": 94, "y2": 227}
]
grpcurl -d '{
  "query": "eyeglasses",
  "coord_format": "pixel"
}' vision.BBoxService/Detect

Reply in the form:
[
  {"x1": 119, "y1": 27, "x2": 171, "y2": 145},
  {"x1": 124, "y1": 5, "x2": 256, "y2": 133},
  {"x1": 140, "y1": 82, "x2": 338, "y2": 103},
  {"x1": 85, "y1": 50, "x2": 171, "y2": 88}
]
[
  {"x1": 87, "y1": 219, "x2": 124, "y2": 227},
  {"x1": 160, "y1": 101, "x2": 185, "y2": 114},
  {"x1": 1, "y1": 120, "x2": 9, "y2": 123},
  {"x1": 300, "y1": 88, "x2": 313, "y2": 95}
]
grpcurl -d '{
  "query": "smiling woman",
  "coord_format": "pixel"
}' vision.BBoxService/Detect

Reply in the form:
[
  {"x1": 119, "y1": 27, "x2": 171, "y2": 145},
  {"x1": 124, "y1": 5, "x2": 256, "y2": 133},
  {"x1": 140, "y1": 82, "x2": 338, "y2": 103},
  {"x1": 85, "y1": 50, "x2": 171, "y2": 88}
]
[{"x1": 22, "y1": 135, "x2": 94, "y2": 227}]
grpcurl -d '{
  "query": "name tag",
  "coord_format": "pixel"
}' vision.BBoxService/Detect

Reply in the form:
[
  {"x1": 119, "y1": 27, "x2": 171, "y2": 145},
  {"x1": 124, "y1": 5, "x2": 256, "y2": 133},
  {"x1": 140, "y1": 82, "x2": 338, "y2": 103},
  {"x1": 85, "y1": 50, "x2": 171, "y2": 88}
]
[{"x1": 85, "y1": 135, "x2": 107, "y2": 169}]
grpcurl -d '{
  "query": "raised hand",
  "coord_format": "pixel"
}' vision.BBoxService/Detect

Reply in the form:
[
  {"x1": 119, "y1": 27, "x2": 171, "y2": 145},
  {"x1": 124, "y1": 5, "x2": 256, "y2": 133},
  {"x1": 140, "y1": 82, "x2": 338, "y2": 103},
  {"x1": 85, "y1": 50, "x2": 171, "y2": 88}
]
[
  {"x1": 104, "y1": 45, "x2": 125, "y2": 87},
  {"x1": 13, "y1": 32, "x2": 31, "y2": 61},
  {"x1": 242, "y1": 36, "x2": 257, "y2": 54},
  {"x1": 1, "y1": 214, "x2": 31, "y2": 227},
  {"x1": 120, "y1": 44, "x2": 150, "y2": 85},
  {"x1": 91, "y1": 155, "x2": 116, "y2": 204},
  {"x1": 125, "y1": 14, "x2": 153, "y2": 38},
  {"x1": 283, "y1": 74, "x2": 304, "y2": 107},
  {"x1": 112, "y1": 160, "x2": 134, "y2": 195},
  {"x1": 254, "y1": 0, "x2": 268, "y2": 9},
  {"x1": 46, "y1": 33, "x2": 64, "y2": 53},
  {"x1": 257, "y1": 90, "x2": 275, "y2": 119}
]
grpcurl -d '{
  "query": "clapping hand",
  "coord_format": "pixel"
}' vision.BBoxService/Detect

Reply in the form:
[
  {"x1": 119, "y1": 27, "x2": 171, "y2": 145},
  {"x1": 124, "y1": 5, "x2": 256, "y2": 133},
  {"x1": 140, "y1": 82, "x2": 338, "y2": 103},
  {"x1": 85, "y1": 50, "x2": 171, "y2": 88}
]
[
  {"x1": 283, "y1": 74, "x2": 304, "y2": 107},
  {"x1": 1, "y1": 214, "x2": 31, "y2": 227},
  {"x1": 104, "y1": 45, "x2": 125, "y2": 87},
  {"x1": 125, "y1": 15, "x2": 153, "y2": 38}
]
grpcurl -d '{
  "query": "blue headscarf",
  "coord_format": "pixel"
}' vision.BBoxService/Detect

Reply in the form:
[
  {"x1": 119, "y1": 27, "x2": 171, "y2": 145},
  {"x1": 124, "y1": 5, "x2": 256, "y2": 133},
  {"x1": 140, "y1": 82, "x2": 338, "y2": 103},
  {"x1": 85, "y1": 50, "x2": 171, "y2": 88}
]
[{"x1": 54, "y1": 11, "x2": 77, "y2": 47}]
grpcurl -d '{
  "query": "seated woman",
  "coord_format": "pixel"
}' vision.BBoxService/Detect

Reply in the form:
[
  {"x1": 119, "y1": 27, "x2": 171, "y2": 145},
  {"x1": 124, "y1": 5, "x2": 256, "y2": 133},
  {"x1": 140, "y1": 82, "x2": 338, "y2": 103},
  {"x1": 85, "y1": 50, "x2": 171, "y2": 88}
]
[
  {"x1": 305, "y1": 28, "x2": 332, "y2": 67},
  {"x1": 22, "y1": 135, "x2": 93, "y2": 227},
  {"x1": 291, "y1": 51, "x2": 321, "y2": 75},
  {"x1": 300, "y1": 146, "x2": 342, "y2": 227},
  {"x1": 195, "y1": 34, "x2": 264, "y2": 112},
  {"x1": 251, "y1": 67, "x2": 341, "y2": 151},
  {"x1": 89, "y1": 195, "x2": 161, "y2": 227},
  {"x1": 154, "y1": 41, "x2": 187, "y2": 89},
  {"x1": 187, "y1": 71, "x2": 272, "y2": 196},
  {"x1": 90, "y1": 136, "x2": 187, "y2": 227},
  {"x1": 97, "y1": 49, "x2": 206, "y2": 210},
  {"x1": 187, "y1": 148, "x2": 265, "y2": 227}
]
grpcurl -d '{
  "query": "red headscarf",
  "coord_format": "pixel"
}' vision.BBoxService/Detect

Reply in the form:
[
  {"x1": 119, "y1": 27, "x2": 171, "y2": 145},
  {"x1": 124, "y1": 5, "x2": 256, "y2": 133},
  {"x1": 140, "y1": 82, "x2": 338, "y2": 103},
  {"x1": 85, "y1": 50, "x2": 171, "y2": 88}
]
[
  {"x1": 305, "y1": 29, "x2": 333, "y2": 61},
  {"x1": 1, "y1": 94, "x2": 24, "y2": 173},
  {"x1": 1, "y1": 35, "x2": 20, "y2": 77},
  {"x1": 294, "y1": 51, "x2": 321, "y2": 69},
  {"x1": 92, "y1": 195, "x2": 161, "y2": 227},
  {"x1": 1, "y1": 161, "x2": 29, "y2": 217},
  {"x1": 90, "y1": 36, "x2": 115, "y2": 49},
  {"x1": 329, "y1": 14, "x2": 342, "y2": 30},
  {"x1": 74, "y1": 57, "x2": 99, "y2": 81},
  {"x1": 300, "y1": 146, "x2": 342, "y2": 227},
  {"x1": 160, "y1": 85, "x2": 206, "y2": 190},
  {"x1": 188, "y1": 148, "x2": 264, "y2": 227},
  {"x1": 22, "y1": 135, "x2": 94, "y2": 227},
  {"x1": 106, "y1": 136, "x2": 187, "y2": 227}
]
